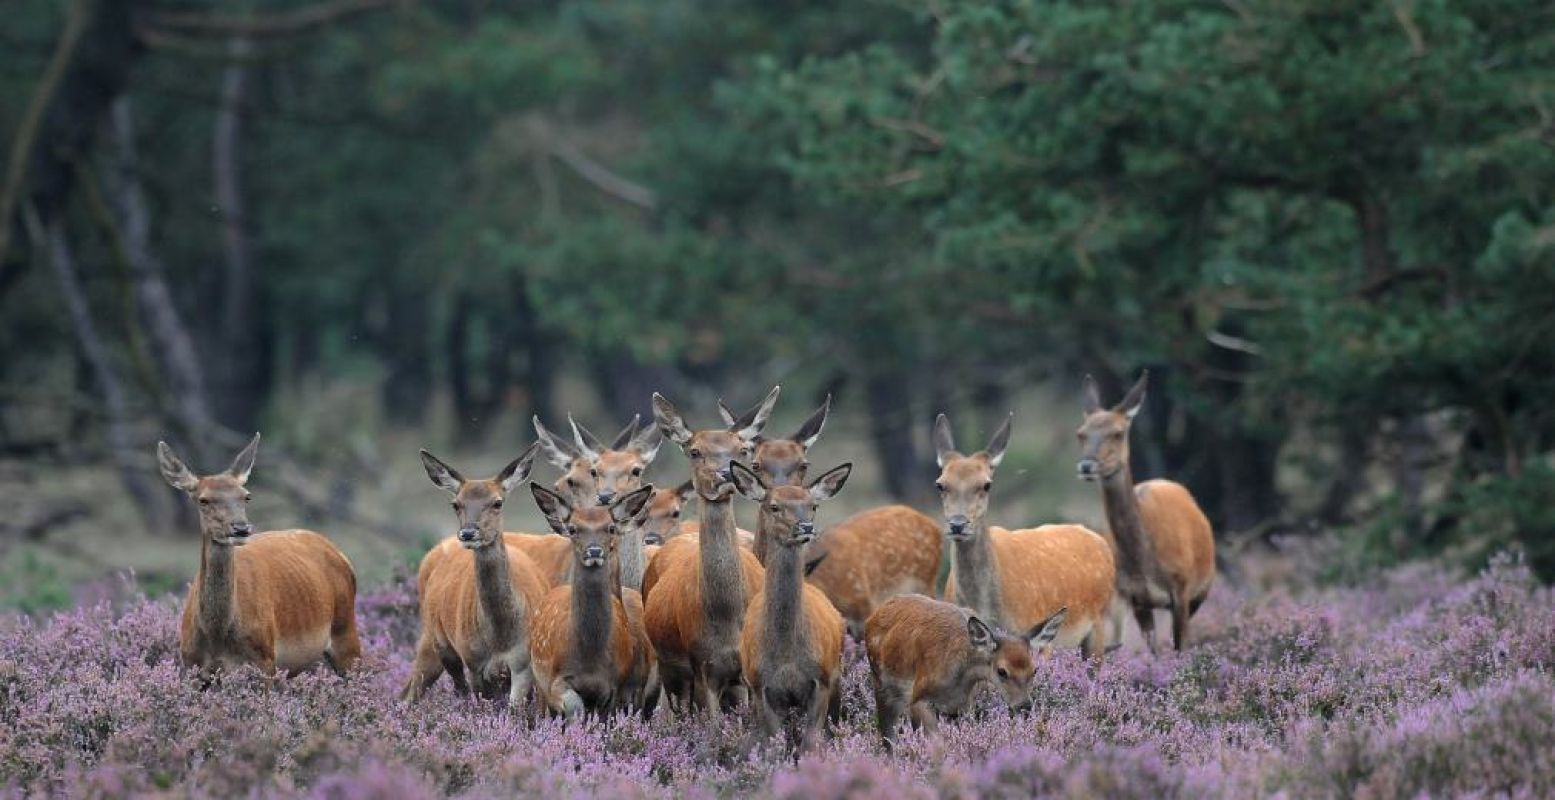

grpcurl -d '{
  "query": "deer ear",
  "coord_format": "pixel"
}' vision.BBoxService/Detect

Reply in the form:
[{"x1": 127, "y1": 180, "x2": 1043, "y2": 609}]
[
  {"x1": 652, "y1": 393, "x2": 693, "y2": 446},
  {"x1": 1027, "y1": 606, "x2": 1067, "y2": 650},
  {"x1": 226, "y1": 433, "x2": 261, "y2": 486},
  {"x1": 792, "y1": 394, "x2": 830, "y2": 449},
  {"x1": 497, "y1": 442, "x2": 539, "y2": 494},
  {"x1": 1118, "y1": 370, "x2": 1149, "y2": 421},
  {"x1": 419, "y1": 450, "x2": 464, "y2": 495},
  {"x1": 529, "y1": 483, "x2": 572, "y2": 534},
  {"x1": 808, "y1": 462, "x2": 852, "y2": 502},
  {"x1": 631, "y1": 424, "x2": 663, "y2": 465},
  {"x1": 611, "y1": 484, "x2": 655, "y2": 525},
  {"x1": 610, "y1": 414, "x2": 640, "y2": 451},
  {"x1": 533, "y1": 416, "x2": 580, "y2": 469},
  {"x1": 716, "y1": 397, "x2": 738, "y2": 427},
  {"x1": 984, "y1": 413, "x2": 1013, "y2": 469},
  {"x1": 728, "y1": 461, "x2": 767, "y2": 502},
  {"x1": 803, "y1": 551, "x2": 828, "y2": 577},
  {"x1": 933, "y1": 414, "x2": 958, "y2": 468},
  {"x1": 967, "y1": 616, "x2": 997, "y2": 655},
  {"x1": 1082, "y1": 374, "x2": 1103, "y2": 417},
  {"x1": 732, "y1": 385, "x2": 781, "y2": 441},
  {"x1": 568, "y1": 414, "x2": 604, "y2": 461},
  {"x1": 157, "y1": 442, "x2": 200, "y2": 493}
]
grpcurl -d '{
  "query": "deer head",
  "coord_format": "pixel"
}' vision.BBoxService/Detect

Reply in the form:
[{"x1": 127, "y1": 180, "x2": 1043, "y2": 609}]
[
  {"x1": 531, "y1": 484, "x2": 654, "y2": 572},
  {"x1": 652, "y1": 386, "x2": 778, "y2": 501},
  {"x1": 419, "y1": 444, "x2": 538, "y2": 549},
  {"x1": 719, "y1": 393, "x2": 830, "y2": 488},
  {"x1": 932, "y1": 413, "x2": 1013, "y2": 541},
  {"x1": 728, "y1": 460, "x2": 852, "y2": 550},
  {"x1": 158, "y1": 434, "x2": 262, "y2": 547},
  {"x1": 1077, "y1": 371, "x2": 1147, "y2": 481},
  {"x1": 968, "y1": 606, "x2": 1067, "y2": 711}
]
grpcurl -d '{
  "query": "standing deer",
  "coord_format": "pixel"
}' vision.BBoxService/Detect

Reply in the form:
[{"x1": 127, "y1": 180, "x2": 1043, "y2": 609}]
[
  {"x1": 403, "y1": 446, "x2": 549, "y2": 711},
  {"x1": 716, "y1": 393, "x2": 831, "y2": 564},
  {"x1": 731, "y1": 460, "x2": 851, "y2": 753},
  {"x1": 804, "y1": 504, "x2": 942, "y2": 639},
  {"x1": 643, "y1": 387, "x2": 772, "y2": 713},
  {"x1": 935, "y1": 413, "x2": 1115, "y2": 660},
  {"x1": 865, "y1": 594, "x2": 1065, "y2": 745},
  {"x1": 1078, "y1": 371, "x2": 1215, "y2": 651},
  {"x1": 527, "y1": 484, "x2": 659, "y2": 718},
  {"x1": 158, "y1": 434, "x2": 361, "y2": 677}
]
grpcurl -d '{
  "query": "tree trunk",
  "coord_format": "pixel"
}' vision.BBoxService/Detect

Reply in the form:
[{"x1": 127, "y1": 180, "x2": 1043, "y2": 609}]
[
  {"x1": 863, "y1": 365, "x2": 926, "y2": 503},
  {"x1": 211, "y1": 37, "x2": 266, "y2": 432},
  {"x1": 37, "y1": 212, "x2": 164, "y2": 529},
  {"x1": 106, "y1": 97, "x2": 219, "y2": 460},
  {"x1": 514, "y1": 279, "x2": 557, "y2": 428}
]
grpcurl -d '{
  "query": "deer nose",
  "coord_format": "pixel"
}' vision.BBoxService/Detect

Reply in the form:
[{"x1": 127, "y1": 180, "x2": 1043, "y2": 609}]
[
  {"x1": 946, "y1": 516, "x2": 969, "y2": 538},
  {"x1": 457, "y1": 526, "x2": 479, "y2": 543},
  {"x1": 582, "y1": 544, "x2": 605, "y2": 564},
  {"x1": 596, "y1": 490, "x2": 615, "y2": 505},
  {"x1": 716, "y1": 465, "x2": 734, "y2": 484},
  {"x1": 643, "y1": 532, "x2": 663, "y2": 546},
  {"x1": 795, "y1": 522, "x2": 816, "y2": 542},
  {"x1": 1077, "y1": 459, "x2": 1098, "y2": 479},
  {"x1": 229, "y1": 522, "x2": 253, "y2": 537}
]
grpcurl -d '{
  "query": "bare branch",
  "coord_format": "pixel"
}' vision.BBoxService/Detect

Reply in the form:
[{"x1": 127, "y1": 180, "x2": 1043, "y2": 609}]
[{"x1": 542, "y1": 134, "x2": 658, "y2": 210}]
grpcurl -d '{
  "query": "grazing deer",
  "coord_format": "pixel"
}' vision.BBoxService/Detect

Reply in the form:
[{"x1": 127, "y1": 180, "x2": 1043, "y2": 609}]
[
  {"x1": 935, "y1": 413, "x2": 1115, "y2": 660},
  {"x1": 732, "y1": 460, "x2": 851, "y2": 753},
  {"x1": 1079, "y1": 371, "x2": 1215, "y2": 652},
  {"x1": 865, "y1": 594, "x2": 1065, "y2": 744},
  {"x1": 158, "y1": 434, "x2": 361, "y2": 677},
  {"x1": 804, "y1": 504, "x2": 942, "y2": 639},
  {"x1": 527, "y1": 484, "x2": 659, "y2": 718},
  {"x1": 643, "y1": 388, "x2": 772, "y2": 713},
  {"x1": 403, "y1": 447, "x2": 549, "y2": 710}
]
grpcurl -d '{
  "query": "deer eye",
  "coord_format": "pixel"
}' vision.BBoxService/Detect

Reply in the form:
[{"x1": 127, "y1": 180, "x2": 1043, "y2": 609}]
[
  {"x1": 671, "y1": 511, "x2": 680, "y2": 518},
  {"x1": 493, "y1": 499, "x2": 503, "y2": 509},
  {"x1": 997, "y1": 667, "x2": 1009, "y2": 680},
  {"x1": 198, "y1": 497, "x2": 211, "y2": 506},
  {"x1": 607, "y1": 525, "x2": 618, "y2": 535},
  {"x1": 768, "y1": 504, "x2": 780, "y2": 513},
  {"x1": 631, "y1": 467, "x2": 643, "y2": 477},
  {"x1": 688, "y1": 448, "x2": 701, "y2": 458},
  {"x1": 243, "y1": 494, "x2": 252, "y2": 503},
  {"x1": 982, "y1": 482, "x2": 993, "y2": 492},
  {"x1": 934, "y1": 481, "x2": 945, "y2": 493},
  {"x1": 589, "y1": 468, "x2": 599, "y2": 478}
]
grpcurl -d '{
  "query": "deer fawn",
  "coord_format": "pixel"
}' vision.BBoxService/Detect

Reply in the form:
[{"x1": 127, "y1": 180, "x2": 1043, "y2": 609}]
[
  {"x1": 158, "y1": 434, "x2": 361, "y2": 677},
  {"x1": 730, "y1": 460, "x2": 851, "y2": 754},
  {"x1": 935, "y1": 413, "x2": 1115, "y2": 660},
  {"x1": 1079, "y1": 371, "x2": 1215, "y2": 651},
  {"x1": 643, "y1": 387, "x2": 772, "y2": 713},
  {"x1": 865, "y1": 594, "x2": 1065, "y2": 744},
  {"x1": 527, "y1": 484, "x2": 659, "y2": 718},
  {"x1": 403, "y1": 446, "x2": 550, "y2": 711}
]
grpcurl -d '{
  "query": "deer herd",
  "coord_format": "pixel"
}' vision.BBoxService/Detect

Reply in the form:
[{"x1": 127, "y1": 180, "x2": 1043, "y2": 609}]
[{"x1": 155, "y1": 371, "x2": 1215, "y2": 752}]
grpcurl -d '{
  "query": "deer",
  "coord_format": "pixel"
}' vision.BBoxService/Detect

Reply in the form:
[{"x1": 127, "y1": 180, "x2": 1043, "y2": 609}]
[
  {"x1": 527, "y1": 484, "x2": 659, "y2": 718},
  {"x1": 934, "y1": 413, "x2": 1115, "y2": 661},
  {"x1": 403, "y1": 446, "x2": 550, "y2": 711},
  {"x1": 642, "y1": 387, "x2": 772, "y2": 713},
  {"x1": 1078, "y1": 371, "x2": 1215, "y2": 652},
  {"x1": 803, "y1": 505, "x2": 942, "y2": 640},
  {"x1": 731, "y1": 460, "x2": 851, "y2": 754},
  {"x1": 865, "y1": 594, "x2": 1066, "y2": 745},
  {"x1": 716, "y1": 393, "x2": 831, "y2": 564},
  {"x1": 158, "y1": 434, "x2": 361, "y2": 677}
]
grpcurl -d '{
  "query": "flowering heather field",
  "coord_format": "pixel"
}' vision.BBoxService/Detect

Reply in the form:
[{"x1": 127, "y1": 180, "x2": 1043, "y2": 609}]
[{"x1": 2, "y1": 552, "x2": 1553, "y2": 799}]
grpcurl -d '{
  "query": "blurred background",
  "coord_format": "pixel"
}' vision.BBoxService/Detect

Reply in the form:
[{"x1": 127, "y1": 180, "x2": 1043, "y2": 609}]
[{"x1": 1, "y1": 0, "x2": 1552, "y2": 611}]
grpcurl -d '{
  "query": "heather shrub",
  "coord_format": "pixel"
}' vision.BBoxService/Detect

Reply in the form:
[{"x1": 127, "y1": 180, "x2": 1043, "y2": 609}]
[{"x1": 0, "y1": 552, "x2": 1551, "y2": 797}]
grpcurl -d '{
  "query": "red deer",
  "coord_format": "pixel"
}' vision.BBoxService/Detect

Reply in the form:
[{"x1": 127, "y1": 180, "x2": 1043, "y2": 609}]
[
  {"x1": 935, "y1": 413, "x2": 1115, "y2": 660},
  {"x1": 804, "y1": 505, "x2": 942, "y2": 640},
  {"x1": 643, "y1": 387, "x2": 772, "y2": 713},
  {"x1": 158, "y1": 434, "x2": 360, "y2": 676},
  {"x1": 731, "y1": 460, "x2": 851, "y2": 753},
  {"x1": 717, "y1": 393, "x2": 831, "y2": 564},
  {"x1": 1079, "y1": 371, "x2": 1215, "y2": 651},
  {"x1": 865, "y1": 594, "x2": 1065, "y2": 744},
  {"x1": 403, "y1": 447, "x2": 550, "y2": 711},
  {"x1": 527, "y1": 484, "x2": 659, "y2": 718}
]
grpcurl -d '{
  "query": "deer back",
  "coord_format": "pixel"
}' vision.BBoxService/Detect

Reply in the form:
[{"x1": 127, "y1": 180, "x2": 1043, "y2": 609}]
[
  {"x1": 805, "y1": 505, "x2": 941, "y2": 627},
  {"x1": 945, "y1": 524, "x2": 1114, "y2": 642},
  {"x1": 1134, "y1": 479, "x2": 1216, "y2": 601}
]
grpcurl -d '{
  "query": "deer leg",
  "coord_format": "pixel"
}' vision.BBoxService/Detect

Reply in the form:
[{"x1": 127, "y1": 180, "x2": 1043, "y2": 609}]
[
  {"x1": 507, "y1": 657, "x2": 534, "y2": 713},
  {"x1": 1172, "y1": 592, "x2": 1192, "y2": 651},
  {"x1": 800, "y1": 688, "x2": 828, "y2": 753},
  {"x1": 875, "y1": 684, "x2": 907, "y2": 747},
  {"x1": 401, "y1": 639, "x2": 445, "y2": 702},
  {"x1": 1133, "y1": 604, "x2": 1158, "y2": 655},
  {"x1": 908, "y1": 699, "x2": 939, "y2": 735},
  {"x1": 1081, "y1": 619, "x2": 1108, "y2": 664}
]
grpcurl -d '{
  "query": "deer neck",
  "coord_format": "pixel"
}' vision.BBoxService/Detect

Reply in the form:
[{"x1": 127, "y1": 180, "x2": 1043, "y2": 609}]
[
  {"x1": 951, "y1": 516, "x2": 1004, "y2": 627},
  {"x1": 698, "y1": 494, "x2": 745, "y2": 631},
  {"x1": 1100, "y1": 464, "x2": 1164, "y2": 597},
  {"x1": 618, "y1": 526, "x2": 647, "y2": 594},
  {"x1": 571, "y1": 558, "x2": 617, "y2": 666},
  {"x1": 472, "y1": 532, "x2": 524, "y2": 640},
  {"x1": 761, "y1": 540, "x2": 807, "y2": 662},
  {"x1": 193, "y1": 537, "x2": 239, "y2": 637}
]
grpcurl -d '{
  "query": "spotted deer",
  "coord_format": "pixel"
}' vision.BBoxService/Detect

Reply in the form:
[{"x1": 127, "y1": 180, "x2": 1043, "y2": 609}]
[
  {"x1": 643, "y1": 388, "x2": 772, "y2": 713},
  {"x1": 804, "y1": 504, "x2": 942, "y2": 639},
  {"x1": 935, "y1": 413, "x2": 1115, "y2": 660},
  {"x1": 403, "y1": 447, "x2": 550, "y2": 710},
  {"x1": 158, "y1": 434, "x2": 361, "y2": 677},
  {"x1": 1079, "y1": 371, "x2": 1215, "y2": 651},
  {"x1": 731, "y1": 460, "x2": 851, "y2": 753},
  {"x1": 865, "y1": 594, "x2": 1065, "y2": 744},
  {"x1": 527, "y1": 484, "x2": 659, "y2": 718}
]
